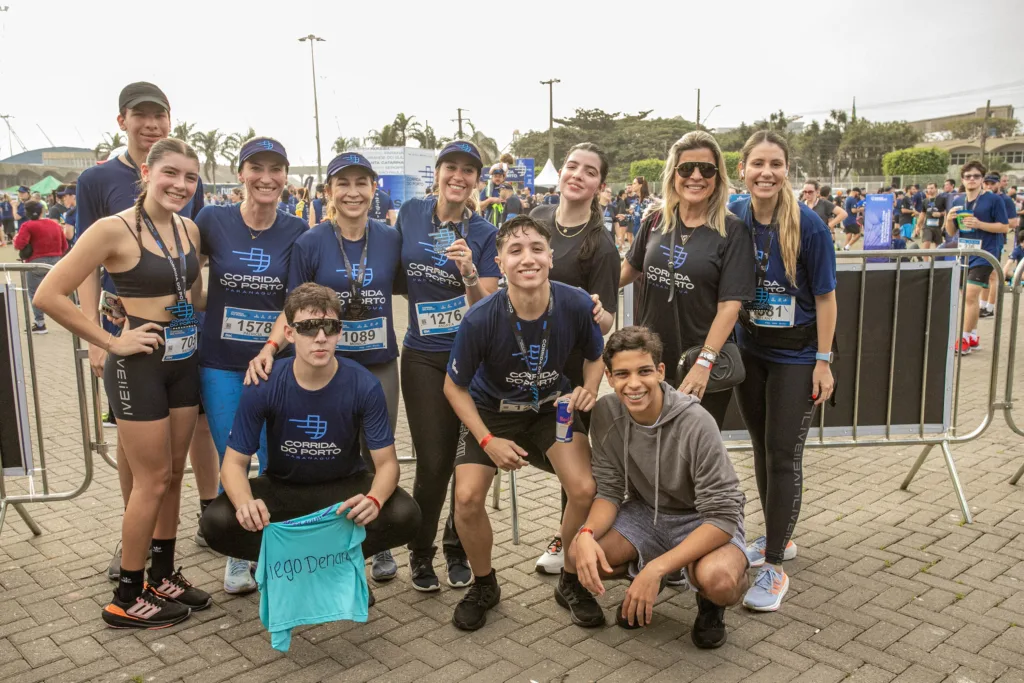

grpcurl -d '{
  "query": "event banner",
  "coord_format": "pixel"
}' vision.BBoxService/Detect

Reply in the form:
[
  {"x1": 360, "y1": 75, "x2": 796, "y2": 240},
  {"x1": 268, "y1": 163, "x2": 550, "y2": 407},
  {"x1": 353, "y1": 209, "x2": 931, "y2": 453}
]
[
  {"x1": 354, "y1": 147, "x2": 437, "y2": 211},
  {"x1": 480, "y1": 159, "x2": 535, "y2": 192},
  {"x1": 864, "y1": 194, "x2": 894, "y2": 249}
]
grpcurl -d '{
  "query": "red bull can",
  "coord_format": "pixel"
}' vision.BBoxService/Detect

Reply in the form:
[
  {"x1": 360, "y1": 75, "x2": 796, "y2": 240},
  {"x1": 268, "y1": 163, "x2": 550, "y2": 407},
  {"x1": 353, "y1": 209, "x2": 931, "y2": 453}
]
[{"x1": 555, "y1": 395, "x2": 573, "y2": 443}]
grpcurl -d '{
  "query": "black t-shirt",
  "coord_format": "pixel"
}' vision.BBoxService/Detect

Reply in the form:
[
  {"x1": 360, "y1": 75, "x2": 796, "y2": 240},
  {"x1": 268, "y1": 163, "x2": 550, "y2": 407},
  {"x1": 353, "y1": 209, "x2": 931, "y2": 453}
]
[
  {"x1": 627, "y1": 209, "x2": 755, "y2": 372},
  {"x1": 47, "y1": 204, "x2": 66, "y2": 221},
  {"x1": 808, "y1": 199, "x2": 835, "y2": 226},
  {"x1": 924, "y1": 194, "x2": 946, "y2": 231},
  {"x1": 502, "y1": 195, "x2": 523, "y2": 225},
  {"x1": 898, "y1": 196, "x2": 915, "y2": 225}
]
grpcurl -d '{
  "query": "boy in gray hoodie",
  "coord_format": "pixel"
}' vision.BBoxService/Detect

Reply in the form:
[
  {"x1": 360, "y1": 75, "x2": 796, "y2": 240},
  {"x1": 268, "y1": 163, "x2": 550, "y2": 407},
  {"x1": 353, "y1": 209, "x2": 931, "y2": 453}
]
[{"x1": 570, "y1": 326, "x2": 749, "y2": 649}]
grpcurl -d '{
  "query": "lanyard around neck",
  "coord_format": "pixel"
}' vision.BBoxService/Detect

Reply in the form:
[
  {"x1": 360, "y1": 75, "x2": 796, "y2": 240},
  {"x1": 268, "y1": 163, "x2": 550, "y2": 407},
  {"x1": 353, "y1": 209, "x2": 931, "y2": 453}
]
[{"x1": 503, "y1": 286, "x2": 554, "y2": 403}]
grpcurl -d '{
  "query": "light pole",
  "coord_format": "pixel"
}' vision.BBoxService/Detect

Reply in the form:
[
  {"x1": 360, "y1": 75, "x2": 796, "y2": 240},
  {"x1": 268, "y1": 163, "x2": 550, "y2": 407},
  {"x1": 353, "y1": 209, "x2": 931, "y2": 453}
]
[
  {"x1": 540, "y1": 78, "x2": 560, "y2": 162},
  {"x1": 701, "y1": 105, "x2": 720, "y2": 129},
  {"x1": 298, "y1": 34, "x2": 325, "y2": 182}
]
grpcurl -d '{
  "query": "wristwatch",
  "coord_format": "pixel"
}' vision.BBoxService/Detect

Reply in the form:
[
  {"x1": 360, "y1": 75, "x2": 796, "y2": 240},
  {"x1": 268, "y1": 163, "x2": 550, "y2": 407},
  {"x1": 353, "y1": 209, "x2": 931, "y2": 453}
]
[{"x1": 815, "y1": 351, "x2": 834, "y2": 363}]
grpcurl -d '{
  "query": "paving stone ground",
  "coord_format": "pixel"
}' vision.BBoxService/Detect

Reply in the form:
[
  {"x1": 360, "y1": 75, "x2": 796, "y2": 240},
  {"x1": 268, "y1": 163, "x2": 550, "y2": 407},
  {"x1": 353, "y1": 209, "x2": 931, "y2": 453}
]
[{"x1": 1, "y1": 252, "x2": 1023, "y2": 683}]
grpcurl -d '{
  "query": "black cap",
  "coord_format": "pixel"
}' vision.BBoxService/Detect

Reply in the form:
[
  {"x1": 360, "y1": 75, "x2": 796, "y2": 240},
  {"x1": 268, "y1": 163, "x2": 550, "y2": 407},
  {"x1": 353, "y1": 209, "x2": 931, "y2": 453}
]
[
  {"x1": 326, "y1": 152, "x2": 377, "y2": 181},
  {"x1": 119, "y1": 82, "x2": 170, "y2": 112},
  {"x1": 436, "y1": 141, "x2": 483, "y2": 170},
  {"x1": 983, "y1": 174, "x2": 1000, "y2": 184}
]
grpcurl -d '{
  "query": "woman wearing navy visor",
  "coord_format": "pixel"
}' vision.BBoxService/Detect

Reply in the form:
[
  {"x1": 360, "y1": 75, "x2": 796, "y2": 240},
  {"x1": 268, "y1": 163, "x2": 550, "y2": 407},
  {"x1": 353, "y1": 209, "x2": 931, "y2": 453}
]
[
  {"x1": 396, "y1": 141, "x2": 500, "y2": 592},
  {"x1": 34, "y1": 138, "x2": 210, "y2": 629},
  {"x1": 729, "y1": 131, "x2": 836, "y2": 614},
  {"x1": 245, "y1": 151, "x2": 403, "y2": 581},
  {"x1": 195, "y1": 137, "x2": 308, "y2": 595}
]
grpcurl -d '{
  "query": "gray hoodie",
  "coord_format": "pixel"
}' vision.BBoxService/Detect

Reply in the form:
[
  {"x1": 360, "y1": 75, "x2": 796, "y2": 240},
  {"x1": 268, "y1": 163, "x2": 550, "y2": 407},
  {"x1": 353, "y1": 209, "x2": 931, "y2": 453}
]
[{"x1": 590, "y1": 383, "x2": 745, "y2": 537}]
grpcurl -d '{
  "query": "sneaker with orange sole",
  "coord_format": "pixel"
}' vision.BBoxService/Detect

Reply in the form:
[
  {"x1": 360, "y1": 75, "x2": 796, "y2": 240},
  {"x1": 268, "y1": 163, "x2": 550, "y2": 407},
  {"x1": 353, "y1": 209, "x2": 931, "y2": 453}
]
[{"x1": 102, "y1": 586, "x2": 191, "y2": 629}]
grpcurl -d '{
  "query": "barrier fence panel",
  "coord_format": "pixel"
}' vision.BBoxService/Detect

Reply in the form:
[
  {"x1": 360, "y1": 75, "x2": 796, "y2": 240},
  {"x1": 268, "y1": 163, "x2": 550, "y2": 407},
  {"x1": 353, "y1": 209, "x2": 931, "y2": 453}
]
[
  {"x1": 1007, "y1": 259, "x2": 1024, "y2": 484},
  {"x1": 0, "y1": 263, "x2": 95, "y2": 539}
]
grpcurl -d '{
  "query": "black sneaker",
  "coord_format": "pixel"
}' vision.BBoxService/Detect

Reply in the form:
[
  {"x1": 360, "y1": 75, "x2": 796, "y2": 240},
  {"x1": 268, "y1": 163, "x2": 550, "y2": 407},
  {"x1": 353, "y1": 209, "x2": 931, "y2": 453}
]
[
  {"x1": 149, "y1": 568, "x2": 213, "y2": 611},
  {"x1": 410, "y1": 551, "x2": 440, "y2": 593},
  {"x1": 31, "y1": 323, "x2": 47, "y2": 335},
  {"x1": 615, "y1": 574, "x2": 668, "y2": 629},
  {"x1": 979, "y1": 308, "x2": 994, "y2": 318},
  {"x1": 368, "y1": 587, "x2": 375, "y2": 608},
  {"x1": 102, "y1": 586, "x2": 191, "y2": 629},
  {"x1": 691, "y1": 593, "x2": 727, "y2": 649},
  {"x1": 446, "y1": 555, "x2": 473, "y2": 589},
  {"x1": 452, "y1": 573, "x2": 501, "y2": 631},
  {"x1": 554, "y1": 571, "x2": 605, "y2": 627}
]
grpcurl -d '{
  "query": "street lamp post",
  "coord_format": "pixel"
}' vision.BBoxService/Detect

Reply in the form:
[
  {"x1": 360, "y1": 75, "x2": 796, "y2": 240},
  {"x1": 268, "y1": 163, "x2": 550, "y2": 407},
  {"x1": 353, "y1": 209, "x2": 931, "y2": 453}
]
[
  {"x1": 540, "y1": 78, "x2": 560, "y2": 162},
  {"x1": 298, "y1": 34, "x2": 325, "y2": 182},
  {"x1": 701, "y1": 105, "x2": 720, "y2": 129}
]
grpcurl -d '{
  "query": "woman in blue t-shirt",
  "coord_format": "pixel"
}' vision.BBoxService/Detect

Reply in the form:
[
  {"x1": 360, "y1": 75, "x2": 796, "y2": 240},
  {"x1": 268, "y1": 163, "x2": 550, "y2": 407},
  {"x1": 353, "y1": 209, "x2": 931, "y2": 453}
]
[
  {"x1": 395, "y1": 141, "x2": 500, "y2": 592},
  {"x1": 246, "y1": 151, "x2": 403, "y2": 580},
  {"x1": 195, "y1": 137, "x2": 309, "y2": 595},
  {"x1": 729, "y1": 131, "x2": 837, "y2": 615}
]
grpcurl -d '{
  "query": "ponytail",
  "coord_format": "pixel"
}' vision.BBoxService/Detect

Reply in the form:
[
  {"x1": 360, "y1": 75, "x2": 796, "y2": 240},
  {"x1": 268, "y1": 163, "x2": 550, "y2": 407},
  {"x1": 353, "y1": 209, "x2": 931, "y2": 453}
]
[{"x1": 134, "y1": 186, "x2": 148, "y2": 235}]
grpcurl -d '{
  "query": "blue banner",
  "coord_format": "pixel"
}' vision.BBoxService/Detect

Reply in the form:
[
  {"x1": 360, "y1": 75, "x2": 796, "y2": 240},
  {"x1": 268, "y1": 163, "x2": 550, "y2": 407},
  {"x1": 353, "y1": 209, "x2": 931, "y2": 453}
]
[
  {"x1": 481, "y1": 158, "x2": 535, "y2": 192},
  {"x1": 864, "y1": 194, "x2": 893, "y2": 250}
]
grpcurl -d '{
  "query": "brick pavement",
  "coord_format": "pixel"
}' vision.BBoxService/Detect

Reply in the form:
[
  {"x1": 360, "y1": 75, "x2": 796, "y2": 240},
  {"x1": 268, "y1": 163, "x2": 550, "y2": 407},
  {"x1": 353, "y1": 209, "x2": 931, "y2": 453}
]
[{"x1": 1, "y1": 251, "x2": 1023, "y2": 683}]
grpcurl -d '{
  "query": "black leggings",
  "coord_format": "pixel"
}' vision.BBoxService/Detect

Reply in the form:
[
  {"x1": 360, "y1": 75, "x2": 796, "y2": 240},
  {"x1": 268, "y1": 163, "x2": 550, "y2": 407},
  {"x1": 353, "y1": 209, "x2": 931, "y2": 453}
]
[
  {"x1": 401, "y1": 347, "x2": 465, "y2": 560},
  {"x1": 199, "y1": 472, "x2": 421, "y2": 562},
  {"x1": 733, "y1": 350, "x2": 817, "y2": 565}
]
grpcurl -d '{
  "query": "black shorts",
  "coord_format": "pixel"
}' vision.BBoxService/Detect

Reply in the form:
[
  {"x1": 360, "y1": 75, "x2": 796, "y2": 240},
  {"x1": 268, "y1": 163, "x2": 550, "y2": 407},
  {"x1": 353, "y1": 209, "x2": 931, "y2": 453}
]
[
  {"x1": 921, "y1": 225, "x2": 944, "y2": 244},
  {"x1": 103, "y1": 316, "x2": 200, "y2": 421},
  {"x1": 967, "y1": 264, "x2": 994, "y2": 288},
  {"x1": 455, "y1": 408, "x2": 559, "y2": 472},
  {"x1": 2, "y1": 219, "x2": 13, "y2": 237},
  {"x1": 843, "y1": 223, "x2": 861, "y2": 235}
]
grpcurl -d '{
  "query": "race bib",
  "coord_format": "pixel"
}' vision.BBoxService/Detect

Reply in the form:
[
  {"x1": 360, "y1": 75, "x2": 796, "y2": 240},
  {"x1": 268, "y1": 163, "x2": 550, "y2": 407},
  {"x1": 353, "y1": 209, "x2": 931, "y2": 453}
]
[
  {"x1": 221, "y1": 307, "x2": 277, "y2": 343},
  {"x1": 336, "y1": 317, "x2": 387, "y2": 352},
  {"x1": 749, "y1": 293, "x2": 796, "y2": 328},
  {"x1": 416, "y1": 295, "x2": 468, "y2": 336},
  {"x1": 925, "y1": 218, "x2": 939, "y2": 228},
  {"x1": 959, "y1": 235, "x2": 982, "y2": 250},
  {"x1": 498, "y1": 392, "x2": 558, "y2": 413},
  {"x1": 163, "y1": 324, "x2": 198, "y2": 362}
]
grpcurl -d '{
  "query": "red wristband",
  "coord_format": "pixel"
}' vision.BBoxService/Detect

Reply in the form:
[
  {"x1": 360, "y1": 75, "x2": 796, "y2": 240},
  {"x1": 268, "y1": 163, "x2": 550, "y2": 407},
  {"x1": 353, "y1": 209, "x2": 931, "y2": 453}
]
[
  {"x1": 265, "y1": 339, "x2": 279, "y2": 352},
  {"x1": 365, "y1": 495, "x2": 381, "y2": 511},
  {"x1": 579, "y1": 527, "x2": 595, "y2": 536},
  {"x1": 479, "y1": 433, "x2": 494, "y2": 450}
]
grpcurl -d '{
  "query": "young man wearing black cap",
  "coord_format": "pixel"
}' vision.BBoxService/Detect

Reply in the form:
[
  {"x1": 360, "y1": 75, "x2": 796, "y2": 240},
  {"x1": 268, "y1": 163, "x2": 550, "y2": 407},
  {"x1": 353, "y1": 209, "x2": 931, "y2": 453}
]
[
  {"x1": 76, "y1": 81, "x2": 213, "y2": 582},
  {"x1": 12, "y1": 186, "x2": 30, "y2": 232},
  {"x1": 56, "y1": 184, "x2": 77, "y2": 245},
  {"x1": 841, "y1": 188, "x2": 862, "y2": 249},
  {"x1": 979, "y1": 173, "x2": 1019, "y2": 317}
]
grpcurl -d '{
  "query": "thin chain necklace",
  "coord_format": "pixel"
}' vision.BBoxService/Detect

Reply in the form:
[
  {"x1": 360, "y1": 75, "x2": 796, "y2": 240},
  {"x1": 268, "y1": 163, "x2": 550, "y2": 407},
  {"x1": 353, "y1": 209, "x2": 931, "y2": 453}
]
[
  {"x1": 554, "y1": 207, "x2": 588, "y2": 238},
  {"x1": 241, "y1": 204, "x2": 271, "y2": 240}
]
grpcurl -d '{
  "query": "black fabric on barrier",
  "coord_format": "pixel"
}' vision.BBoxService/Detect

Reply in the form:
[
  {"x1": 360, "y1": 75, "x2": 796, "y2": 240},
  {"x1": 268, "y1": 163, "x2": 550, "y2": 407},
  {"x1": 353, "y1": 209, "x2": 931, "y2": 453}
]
[
  {"x1": 722, "y1": 265, "x2": 954, "y2": 432},
  {"x1": 0, "y1": 288, "x2": 25, "y2": 470}
]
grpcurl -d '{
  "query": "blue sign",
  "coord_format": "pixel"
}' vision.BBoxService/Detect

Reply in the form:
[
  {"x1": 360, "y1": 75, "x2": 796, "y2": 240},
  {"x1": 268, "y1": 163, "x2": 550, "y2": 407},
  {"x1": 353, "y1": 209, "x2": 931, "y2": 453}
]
[
  {"x1": 864, "y1": 194, "x2": 893, "y2": 250},
  {"x1": 481, "y1": 158, "x2": 535, "y2": 192}
]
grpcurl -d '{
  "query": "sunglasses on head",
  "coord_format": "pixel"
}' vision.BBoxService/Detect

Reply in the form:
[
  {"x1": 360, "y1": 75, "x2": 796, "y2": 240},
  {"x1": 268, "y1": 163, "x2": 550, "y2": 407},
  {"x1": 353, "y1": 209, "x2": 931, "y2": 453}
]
[
  {"x1": 675, "y1": 161, "x2": 718, "y2": 179},
  {"x1": 292, "y1": 317, "x2": 343, "y2": 337}
]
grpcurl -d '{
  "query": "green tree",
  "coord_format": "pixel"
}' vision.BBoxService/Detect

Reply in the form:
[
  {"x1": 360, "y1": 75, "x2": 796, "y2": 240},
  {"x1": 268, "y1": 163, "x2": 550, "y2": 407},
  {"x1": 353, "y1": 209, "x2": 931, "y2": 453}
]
[
  {"x1": 223, "y1": 127, "x2": 257, "y2": 173},
  {"x1": 390, "y1": 113, "x2": 421, "y2": 146},
  {"x1": 629, "y1": 159, "x2": 664, "y2": 186},
  {"x1": 947, "y1": 117, "x2": 1019, "y2": 140},
  {"x1": 171, "y1": 121, "x2": 197, "y2": 142},
  {"x1": 93, "y1": 132, "x2": 125, "y2": 160},
  {"x1": 722, "y1": 151, "x2": 742, "y2": 180},
  {"x1": 332, "y1": 136, "x2": 363, "y2": 153},
  {"x1": 191, "y1": 129, "x2": 226, "y2": 189},
  {"x1": 410, "y1": 123, "x2": 439, "y2": 150},
  {"x1": 882, "y1": 147, "x2": 951, "y2": 176},
  {"x1": 465, "y1": 123, "x2": 500, "y2": 165},
  {"x1": 366, "y1": 124, "x2": 401, "y2": 147}
]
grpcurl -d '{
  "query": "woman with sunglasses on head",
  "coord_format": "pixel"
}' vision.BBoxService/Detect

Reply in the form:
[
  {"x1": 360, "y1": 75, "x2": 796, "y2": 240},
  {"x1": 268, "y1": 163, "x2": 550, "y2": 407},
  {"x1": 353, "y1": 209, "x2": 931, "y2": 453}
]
[
  {"x1": 729, "y1": 131, "x2": 836, "y2": 613},
  {"x1": 245, "y1": 151, "x2": 404, "y2": 582},
  {"x1": 528, "y1": 142, "x2": 619, "y2": 575},
  {"x1": 34, "y1": 138, "x2": 211, "y2": 629},
  {"x1": 394, "y1": 141, "x2": 501, "y2": 592},
  {"x1": 194, "y1": 138, "x2": 309, "y2": 595},
  {"x1": 619, "y1": 131, "x2": 755, "y2": 428}
]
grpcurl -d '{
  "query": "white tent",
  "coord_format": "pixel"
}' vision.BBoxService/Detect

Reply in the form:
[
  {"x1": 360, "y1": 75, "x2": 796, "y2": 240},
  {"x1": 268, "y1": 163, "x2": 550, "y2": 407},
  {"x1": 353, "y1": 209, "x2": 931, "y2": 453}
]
[{"x1": 534, "y1": 158, "x2": 559, "y2": 188}]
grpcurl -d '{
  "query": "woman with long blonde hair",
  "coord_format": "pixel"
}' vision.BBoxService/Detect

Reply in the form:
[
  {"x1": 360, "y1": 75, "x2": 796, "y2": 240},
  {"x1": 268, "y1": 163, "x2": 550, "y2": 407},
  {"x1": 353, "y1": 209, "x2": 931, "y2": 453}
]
[
  {"x1": 729, "y1": 130, "x2": 836, "y2": 614},
  {"x1": 619, "y1": 130, "x2": 755, "y2": 427}
]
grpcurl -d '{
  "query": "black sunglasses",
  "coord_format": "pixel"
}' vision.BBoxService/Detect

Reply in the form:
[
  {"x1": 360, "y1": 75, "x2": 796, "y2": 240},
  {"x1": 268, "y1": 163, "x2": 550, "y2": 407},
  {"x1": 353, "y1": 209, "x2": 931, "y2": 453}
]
[
  {"x1": 675, "y1": 161, "x2": 718, "y2": 179},
  {"x1": 292, "y1": 318, "x2": 343, "y2": 337}
]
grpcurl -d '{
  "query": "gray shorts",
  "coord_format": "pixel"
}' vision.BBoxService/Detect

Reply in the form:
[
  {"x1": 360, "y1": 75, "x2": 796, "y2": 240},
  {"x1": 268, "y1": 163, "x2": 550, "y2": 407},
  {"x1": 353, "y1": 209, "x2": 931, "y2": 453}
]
[{"x1": 611, "y1": 499, "x2": 748, "y2": 590}]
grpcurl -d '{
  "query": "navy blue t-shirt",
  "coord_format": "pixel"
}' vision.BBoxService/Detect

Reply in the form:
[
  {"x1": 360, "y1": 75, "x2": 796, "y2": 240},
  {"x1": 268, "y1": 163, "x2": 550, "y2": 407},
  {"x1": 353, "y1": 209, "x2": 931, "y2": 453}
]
[
  {"x1": 312, "y1": 198, "x2": 324, "y2": 224},
  {"x1": 730, "y1": 199, "x2": 837, "y2": 365},
  {"x1": 447, "y1": 282, "x2": 604, "y2": 414},
  {"x1": 227, "y1": 357, "x2": 392, "y2": 484},
  {"x1": 1000, "y1": 193, "x2": 1016, "y2": 224},
  {"x1": 197, "y1": 205, "x2": 309, "y2": 371},
  {"x1": 843, "y1": 196, "x2": 859, "y2": 228},
  {"x1": 62, "y1": 206, "x2": 77, "y2": 247},
  {"x1": 0, "y1": 201, "x2": 12, "y2": 220},
  {"x1": 287, "y1": 220, "x2": 401, "y2": 366},
  {"x1": 369, "y1": 189, "x2": 394, "y2": 222},
  {"x1": 949, "y1": 192, "x2": 1009, "y2": 266},
  {"x1": 396, "y1": 196, "x2": 500, "y2": 353},
  {"x1": 1010, "y1": 243, "x2": 1024, "y2": 262}
]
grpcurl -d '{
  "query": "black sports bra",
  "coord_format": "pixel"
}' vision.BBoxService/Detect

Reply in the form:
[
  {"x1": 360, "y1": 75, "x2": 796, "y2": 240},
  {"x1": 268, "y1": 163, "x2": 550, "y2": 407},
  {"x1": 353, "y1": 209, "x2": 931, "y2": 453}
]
[{"x1": 107, "y1": 215, "x2": 200, "y2": 298}]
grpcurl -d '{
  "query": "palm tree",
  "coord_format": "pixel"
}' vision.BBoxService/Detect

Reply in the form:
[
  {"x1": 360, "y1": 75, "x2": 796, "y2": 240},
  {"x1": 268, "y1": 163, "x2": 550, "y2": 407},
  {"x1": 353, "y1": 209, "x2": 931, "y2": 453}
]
[
  {"x1": 191, "y1": 129, "x2": 226, "y2": 189},
  {"x1": 391, "y1": 113, "x2": 421, "y2": 146},
  {"x1": 94, "y1": 133, "x2": 125, "y2": 160},
  {"x1": 365, "y1": 124, "x2": 401, "y2": 147},
  {"x1": 332, "y1": 136, "x2": 363, "y2": 154},
  {"x1": 464, "y1": 123, "x2": 499, "y2": 165},
  {"x1": 224, "y1": 127, "x2": 257, "y2": 173},
  {"x1": 410, "y1": 123, "x2": 439, "y2": 150},
  {"x1": 171, "y1": 121, "x2": 197, "y2": 142}
]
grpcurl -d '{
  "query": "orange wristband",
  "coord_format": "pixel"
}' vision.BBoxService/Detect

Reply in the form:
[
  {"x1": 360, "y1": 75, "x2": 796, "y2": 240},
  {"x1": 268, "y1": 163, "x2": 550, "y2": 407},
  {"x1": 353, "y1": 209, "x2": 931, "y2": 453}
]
[
  {"x1": 479, "y1": 433, "x2": 494, "y2": 449},
  {"x1": 579, "y1": 527, "x2": 595, "y2": 536},
  {"x1": 265, "y1": 339, "x2": 279, "y2": 352},
  {"x1": 365, "y1": 495, "x2": 381, "y2": 511}
]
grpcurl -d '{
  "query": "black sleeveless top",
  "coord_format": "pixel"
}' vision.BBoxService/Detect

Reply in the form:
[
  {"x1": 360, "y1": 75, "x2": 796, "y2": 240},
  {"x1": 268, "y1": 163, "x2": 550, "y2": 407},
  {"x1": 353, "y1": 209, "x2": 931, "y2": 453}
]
[{"x1": 108, "y1": 215, "x2": 200, "y2": 298}]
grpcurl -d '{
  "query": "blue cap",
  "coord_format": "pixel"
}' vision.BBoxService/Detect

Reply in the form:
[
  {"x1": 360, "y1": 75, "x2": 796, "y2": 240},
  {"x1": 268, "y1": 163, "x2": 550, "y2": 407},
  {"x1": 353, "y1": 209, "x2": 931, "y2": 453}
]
[
  {"x1": 17, "y1": 186, "x2": 29, "y2": 193},
  {"x1": 983, "y1": 174, "x2": 1000, "y2": 184},
  {"x1": 436, "y1": 141, "x2": 482, "y2": 170},
  {"x1": 326, "y1": 152, "x2": 377, "y2": 180},
  {"x1": 238, "y1": 137, "x2": 288, "y2": 168},
  {"x1": 57, "y1": 185, "x2": 75, "y2": 197}
]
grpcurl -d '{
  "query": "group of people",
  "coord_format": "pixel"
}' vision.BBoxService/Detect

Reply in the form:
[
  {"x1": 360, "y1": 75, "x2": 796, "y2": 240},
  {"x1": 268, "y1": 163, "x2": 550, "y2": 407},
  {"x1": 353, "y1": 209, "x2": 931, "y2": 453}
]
[{"x1": 23, "y1": 78, "x2": 921, "y2": 653}]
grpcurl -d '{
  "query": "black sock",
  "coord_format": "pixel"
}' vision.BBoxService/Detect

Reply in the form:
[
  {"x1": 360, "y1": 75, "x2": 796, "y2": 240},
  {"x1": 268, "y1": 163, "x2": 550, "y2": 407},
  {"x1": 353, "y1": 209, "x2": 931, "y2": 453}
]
[
  {"x1": 149, "y1": 538, "x2": 176, "y2": 581},
  {"x1": 199, "y1": 499, "x2": 214, "y2": 514},
  {"x1": 560, "y1": 569, "x2": 578, "y2": 585},
  {"x1": 475, "y1": 569, "x2": 496, "y2": 585},
  {"x1": 117, "y1": 568, "x2": 145, "y2": 602}
]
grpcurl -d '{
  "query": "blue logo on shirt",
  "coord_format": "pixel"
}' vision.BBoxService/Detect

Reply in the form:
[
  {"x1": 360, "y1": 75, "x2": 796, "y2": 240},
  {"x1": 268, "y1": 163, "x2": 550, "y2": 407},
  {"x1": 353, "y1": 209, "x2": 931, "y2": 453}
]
[
  {"x1": 660, "y1": 244, "x2": 688, "y2": 270},
  {"x1": 233, "y1": 248, "x2": 272, "y2": 274},
  {"x1": 754, "y1": 288, "x2": 771, "y2": 306},
  {"x1": 336, "y1": 265, "x2": 373, "y2": 286},
  {"x1": 289, "y1": 415, "x2": 328, "y2": 440}
]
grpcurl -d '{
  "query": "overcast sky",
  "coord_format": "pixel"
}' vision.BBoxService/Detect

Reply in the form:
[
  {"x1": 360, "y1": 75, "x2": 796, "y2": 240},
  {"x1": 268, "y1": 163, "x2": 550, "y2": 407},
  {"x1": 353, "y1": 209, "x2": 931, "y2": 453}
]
[{"x1": 1, "y1": 0, "x2": 1022, "y2": 166}]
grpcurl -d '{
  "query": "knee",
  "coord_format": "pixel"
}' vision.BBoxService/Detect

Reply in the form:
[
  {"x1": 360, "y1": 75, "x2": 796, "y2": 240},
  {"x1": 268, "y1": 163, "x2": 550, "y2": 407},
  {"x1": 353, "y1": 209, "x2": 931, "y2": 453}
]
[
  {"x1": 564, "y1": 476, "x2": 596, "y2": 506},
  {"x1": 382, "y1": 491, "x2": 421, "y2": 537},
  {"x1": 199, "y1": 497, "x2": 237, "y2": 552},
  {"x1": 695, "y1": 564, "x2": 747, "y2": 606},
  {"x1": 142, "y1": 468, "x2": 173, "y2": 499},
  {"x1": 454, "y1": 482, "x2": 486, "y2": 516}
]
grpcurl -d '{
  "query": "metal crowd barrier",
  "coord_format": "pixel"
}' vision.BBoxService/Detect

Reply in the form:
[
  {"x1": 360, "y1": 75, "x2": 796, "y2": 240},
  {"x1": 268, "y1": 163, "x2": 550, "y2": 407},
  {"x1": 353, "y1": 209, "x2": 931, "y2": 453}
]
[
  {"x1": 0, "y1": 263, "x2": 95, "y2": 539},
  {"x1": 1006, "y1": 258, "x2": 1024, "y2": 485}
]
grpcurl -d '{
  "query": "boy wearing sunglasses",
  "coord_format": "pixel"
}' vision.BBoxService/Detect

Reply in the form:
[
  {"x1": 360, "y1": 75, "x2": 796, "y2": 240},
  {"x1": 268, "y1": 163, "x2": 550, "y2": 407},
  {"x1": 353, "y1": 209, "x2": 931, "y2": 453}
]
[
  {"x1": 946, "y1": 160, "x2": 1009, "y2": 355},
  {"x1": 199, "y1": 283, "x2": 420, "y2": 601}
]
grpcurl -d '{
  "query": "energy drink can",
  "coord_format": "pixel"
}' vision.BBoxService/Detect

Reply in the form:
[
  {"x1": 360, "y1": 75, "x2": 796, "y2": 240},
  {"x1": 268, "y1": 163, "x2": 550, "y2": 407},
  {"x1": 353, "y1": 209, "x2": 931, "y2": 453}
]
[
  {"x1": 555, "y1": 395, "x2": 573, "y2": 443},
  {"x1": 956, "y1": 209, "x2": 973, "y2": 231}
]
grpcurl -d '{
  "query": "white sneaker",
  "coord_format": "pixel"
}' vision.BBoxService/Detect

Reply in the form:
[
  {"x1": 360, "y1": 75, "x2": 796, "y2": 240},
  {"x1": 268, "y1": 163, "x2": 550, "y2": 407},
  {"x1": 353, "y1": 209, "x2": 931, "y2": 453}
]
[
  {"x1": 223, "y1": 556, "x2": 257, "y2": 594},
  {"x1": 535, "y1": 537, "x2": 563, "y2": 574}
]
